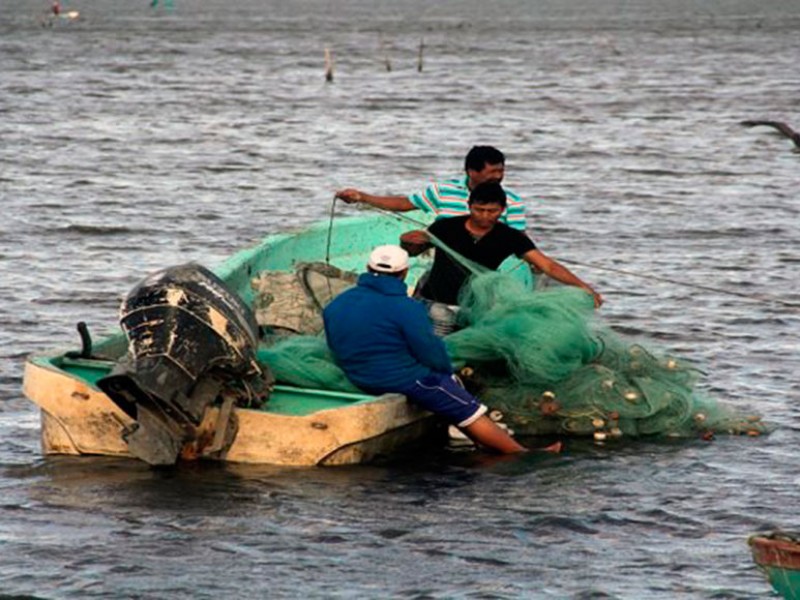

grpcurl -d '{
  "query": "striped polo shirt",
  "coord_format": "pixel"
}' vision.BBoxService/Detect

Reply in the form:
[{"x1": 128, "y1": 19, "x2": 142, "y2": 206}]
[{"x1": 407, "y1": 175, "x2": 527, "y2": 231}]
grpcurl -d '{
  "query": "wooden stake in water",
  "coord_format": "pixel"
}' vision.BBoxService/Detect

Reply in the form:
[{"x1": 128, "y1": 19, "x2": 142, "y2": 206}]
[
  {"x1": 324, "y1": 47, "x2": 334, "y2": 83},
  {"x1": 380, "y1": 35, "x2": 392, "y2": 72},
  {"x1": 417, "y1": 38, "x2": 424, "y2": 72}
]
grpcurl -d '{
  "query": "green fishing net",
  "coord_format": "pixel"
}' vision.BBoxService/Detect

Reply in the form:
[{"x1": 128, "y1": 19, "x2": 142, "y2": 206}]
[
  {"x1": 258, "y1": 336, "x2": 360, "y2": 394},
  {"x1": 254, "y1": 250, "x2": 766, "y2": 440},
  {"x1": 445, "y1": 271, "x2": 764, "y2": 438}
]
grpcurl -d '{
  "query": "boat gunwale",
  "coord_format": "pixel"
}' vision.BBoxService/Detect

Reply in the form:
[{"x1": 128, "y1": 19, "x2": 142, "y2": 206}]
[{"x1": 27, "y1": 352, "x2": 386, "y2": 414}]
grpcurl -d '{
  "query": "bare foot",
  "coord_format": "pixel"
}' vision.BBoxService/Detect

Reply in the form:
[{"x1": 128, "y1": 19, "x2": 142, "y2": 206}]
[{"x1": 538, "y1": 441, "x2": 563, "y2": 453}]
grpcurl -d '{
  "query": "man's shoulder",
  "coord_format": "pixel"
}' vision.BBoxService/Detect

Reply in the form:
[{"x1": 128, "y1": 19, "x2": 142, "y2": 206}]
[
  {"x1": 430, "y1": 176, "x2": 469, "y2": 195},
  {"x1": 502, "y1": 186, "x2": 524, "y2": 205},
  {"x1": 493, "y1": 220, "x2": 531, "y2": 240},
  {"x1": 430, "y1": 214, "x2": 467, "y2": 232},
  {"x1": 435, "y1": 174, "x2": 468, "y2": 187}
]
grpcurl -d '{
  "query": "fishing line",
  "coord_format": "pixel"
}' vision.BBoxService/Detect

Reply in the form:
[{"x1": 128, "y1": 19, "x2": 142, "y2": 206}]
[
  {"x1": 356, "y1": 204, "x2": 799, "y2": 310},
  {"x1": 323, "y1": 193, "x2": 339, "y2": 302},
  {"x1": 561, "y1": 259, "x2": 800, "y2": 310},
  {"x1": 325, "y1": 193, "x2": 338, "y2": 266},
  {"x1": 358, "y1": 204, "x2": 428, "y2": 228}
]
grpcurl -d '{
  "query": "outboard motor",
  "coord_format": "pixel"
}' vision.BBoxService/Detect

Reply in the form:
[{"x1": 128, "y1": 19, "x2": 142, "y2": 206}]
[{"x1": 98, "y1": 263, "x2": 272, "y2": 466}]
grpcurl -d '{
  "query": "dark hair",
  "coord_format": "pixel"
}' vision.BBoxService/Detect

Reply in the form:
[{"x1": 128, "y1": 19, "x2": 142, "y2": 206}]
[
  {"x1": 468, "y1": 181, "x2": 507, "y2": 208},
  {"x1": 464, "y1": 146, "x2": 505, "y2": 172}
]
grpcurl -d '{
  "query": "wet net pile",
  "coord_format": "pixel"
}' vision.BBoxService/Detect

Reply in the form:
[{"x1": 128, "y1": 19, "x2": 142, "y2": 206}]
[
  {"x1": 444, "y1": 271, "x2": 765, "y2": 438},
  {"x1": 254, "y1": 256, "x2": 766, "y2": 440}
]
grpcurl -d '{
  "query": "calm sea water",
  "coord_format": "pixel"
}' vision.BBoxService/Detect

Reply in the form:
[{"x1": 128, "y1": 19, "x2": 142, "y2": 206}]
[{"x1": 1, "y1": 0, "x2": 798, "y2": 597}]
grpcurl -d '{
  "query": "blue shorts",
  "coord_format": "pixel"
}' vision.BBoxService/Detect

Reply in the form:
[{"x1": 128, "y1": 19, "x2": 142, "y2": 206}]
[{"x1": 398, "y1": 372, "x2": 487, "y2": 428}]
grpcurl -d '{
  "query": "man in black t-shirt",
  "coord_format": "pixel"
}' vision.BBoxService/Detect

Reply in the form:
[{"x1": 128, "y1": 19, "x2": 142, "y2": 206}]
[{"x1": 401, "y1": 182, "x2": 603, "y2": 308}]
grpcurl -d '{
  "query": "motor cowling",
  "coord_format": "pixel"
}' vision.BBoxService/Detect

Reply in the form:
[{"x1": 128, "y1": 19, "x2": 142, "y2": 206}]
[{"x1": 98, "y1": 263, "x2": 272, "y2": 465}]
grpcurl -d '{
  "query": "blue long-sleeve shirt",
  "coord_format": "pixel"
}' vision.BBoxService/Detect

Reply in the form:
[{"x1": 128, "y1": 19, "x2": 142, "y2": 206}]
[{"x1": 323, "y1": 272, "x2": 453, "y2": 393}]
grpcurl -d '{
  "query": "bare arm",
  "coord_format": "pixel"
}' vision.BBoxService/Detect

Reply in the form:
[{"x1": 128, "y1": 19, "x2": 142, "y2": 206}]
[
  {"x1": 335, "y1": 188, "x2": 416, "y2": 212},
  {"x1": 523, "y1": 249, "x2": 603, "y2": 308}
]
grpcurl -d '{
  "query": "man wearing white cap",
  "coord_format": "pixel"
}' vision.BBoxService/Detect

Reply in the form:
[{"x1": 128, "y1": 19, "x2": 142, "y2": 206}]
[{"x1": 323, "y1": 244, "x2": 525, "y2": 454}]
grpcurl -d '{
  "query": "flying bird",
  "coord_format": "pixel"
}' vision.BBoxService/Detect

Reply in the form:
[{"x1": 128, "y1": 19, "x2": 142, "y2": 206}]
[{"x1": 741, "y1": 120, "x2": 800, "y2": 151}]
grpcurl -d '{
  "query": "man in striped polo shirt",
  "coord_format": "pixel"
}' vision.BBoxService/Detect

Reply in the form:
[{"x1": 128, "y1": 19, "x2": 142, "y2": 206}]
[{"x1": 335, "y1": 146, "x2": 527, "y2": 231}]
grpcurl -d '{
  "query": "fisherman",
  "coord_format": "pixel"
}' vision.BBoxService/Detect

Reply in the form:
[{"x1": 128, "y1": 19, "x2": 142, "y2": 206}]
[
  {"x1": 335, "y1": 145, "x2": 528, "y2": 231},
  {"x1": 322, "y1": 244, "x2": 526, "y2": 454},
  {"x1": 401, "y1": 181, "x2": 603, "y2": 310}
]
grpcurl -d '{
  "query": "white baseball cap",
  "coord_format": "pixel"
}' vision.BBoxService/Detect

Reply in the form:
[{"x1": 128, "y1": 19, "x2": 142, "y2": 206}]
[{"x1": 367, "y1": 245, "x2": 409, "y2": 273}]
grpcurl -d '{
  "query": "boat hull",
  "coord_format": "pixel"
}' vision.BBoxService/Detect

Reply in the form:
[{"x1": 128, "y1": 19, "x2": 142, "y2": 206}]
[
  {"x1": 750, "y1": 533, "x2": 800, "y2": 600},
  {"x1": 25, "y1": 357, "x2": 440, "y2": 466}
]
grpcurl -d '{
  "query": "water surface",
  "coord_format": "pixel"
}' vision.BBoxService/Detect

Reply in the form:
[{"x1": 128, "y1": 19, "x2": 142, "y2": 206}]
[{"x1": 1, "y1": 0, "x2": 798, "y2": 597}]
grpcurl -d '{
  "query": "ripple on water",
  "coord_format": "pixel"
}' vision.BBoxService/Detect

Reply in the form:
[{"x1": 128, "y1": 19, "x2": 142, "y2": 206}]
[{"x1": 0, "y1": 1, "x2": 798, "y2": 598}]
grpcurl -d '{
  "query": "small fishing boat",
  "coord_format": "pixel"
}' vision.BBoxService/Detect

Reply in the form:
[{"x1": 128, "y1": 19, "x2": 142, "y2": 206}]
[
  {"x1": 749, "y1": 531, "x2": 800, "y2": 599},
  {"x1": 22, "y1": 214, "x2": 534, "y2": 467}
]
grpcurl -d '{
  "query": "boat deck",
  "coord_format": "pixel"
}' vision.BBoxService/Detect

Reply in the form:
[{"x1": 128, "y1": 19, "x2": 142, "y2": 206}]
[{"x1": 46, "y1": 354, "x2": 377, "y2": 417}]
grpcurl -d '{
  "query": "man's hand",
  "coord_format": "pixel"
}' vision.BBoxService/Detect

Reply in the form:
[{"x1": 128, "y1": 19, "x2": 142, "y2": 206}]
[
  {"x1": 400, "y1": 230, "x2": 431, "y2": 256},
  {"x1": 586, "y1": 288, "x2": 603, "y2": 308},
  {"x1": 335, "y1": 188, "x2": 363, "y2": 204}
]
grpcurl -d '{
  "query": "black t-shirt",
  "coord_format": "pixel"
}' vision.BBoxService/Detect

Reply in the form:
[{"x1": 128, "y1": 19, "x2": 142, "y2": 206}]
[{"x1": 419, "y1": 216, "x2": 536, "y2": 305}]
